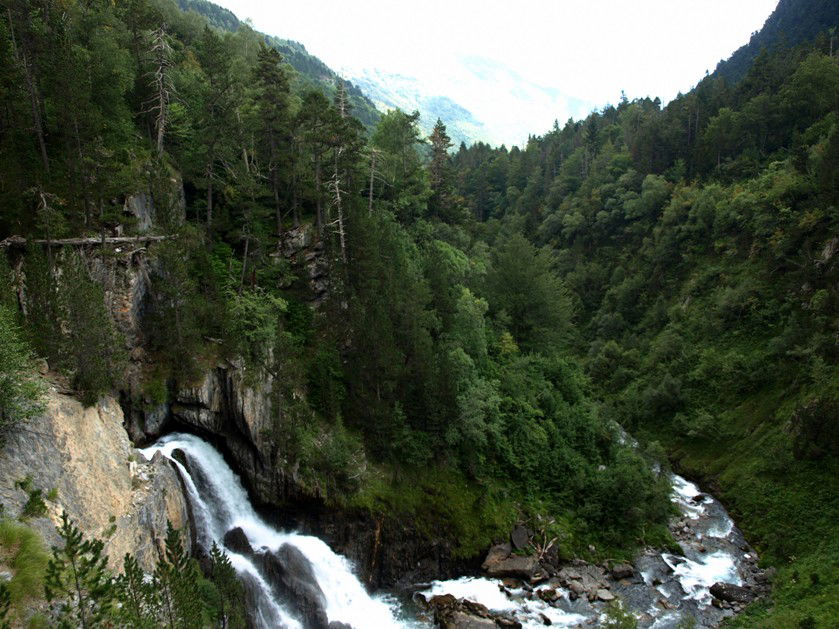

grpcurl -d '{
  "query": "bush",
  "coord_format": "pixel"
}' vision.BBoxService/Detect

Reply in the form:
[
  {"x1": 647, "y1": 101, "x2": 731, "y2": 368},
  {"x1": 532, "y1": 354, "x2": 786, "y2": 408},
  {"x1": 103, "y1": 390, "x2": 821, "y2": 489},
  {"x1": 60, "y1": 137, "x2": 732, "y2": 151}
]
[{"x1": 0, "y1": 305, "x2": 45, "y2": 438}]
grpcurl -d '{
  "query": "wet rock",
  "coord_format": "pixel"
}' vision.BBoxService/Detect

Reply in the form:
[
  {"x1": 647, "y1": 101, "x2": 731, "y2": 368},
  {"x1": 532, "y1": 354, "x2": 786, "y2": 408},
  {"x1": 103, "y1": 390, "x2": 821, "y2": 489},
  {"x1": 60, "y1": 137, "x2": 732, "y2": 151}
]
[
  {"x1": 511, "y1": 525, "x2": 531, "y2": 551},
  {"x1": 537, "y1": 587, "x2": 560, "y2": 602},
  {"x1": 597, "y1": 589, "x2": 615, "y2": 602},
  {"x1": 539, "y1": 612, "x2": 552, "y2": 625},
  {"x1": 223, "y1": 527, "x2": 253, "y2": 556},
  {"x1": 327, "y1": 623, "x2": 353, "y2": 629},
  {"x1": 258, "y1": 544, "x2": 329, "y2": 629},
  {"x1": 610, "y1": 563, "x2": 634, "y2": 580},
  {"x1": 710, "y1": 582, "x2": 755, "y2": 604}
]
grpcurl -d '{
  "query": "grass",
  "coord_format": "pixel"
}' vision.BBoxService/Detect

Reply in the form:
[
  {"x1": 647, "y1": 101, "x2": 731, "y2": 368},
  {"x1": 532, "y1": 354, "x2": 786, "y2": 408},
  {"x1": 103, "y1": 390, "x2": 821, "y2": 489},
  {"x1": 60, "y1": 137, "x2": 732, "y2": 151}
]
[{"x1": 0, "y1": 519, "x2": 50, "y2": 623}]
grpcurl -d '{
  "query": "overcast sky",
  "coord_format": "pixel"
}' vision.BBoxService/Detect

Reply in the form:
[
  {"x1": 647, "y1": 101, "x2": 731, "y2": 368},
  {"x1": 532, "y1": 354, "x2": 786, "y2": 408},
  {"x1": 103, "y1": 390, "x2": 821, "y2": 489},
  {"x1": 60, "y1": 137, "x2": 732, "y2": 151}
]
[{"x1": 213, "y1": 0, "x2": 779, "y2": 146}]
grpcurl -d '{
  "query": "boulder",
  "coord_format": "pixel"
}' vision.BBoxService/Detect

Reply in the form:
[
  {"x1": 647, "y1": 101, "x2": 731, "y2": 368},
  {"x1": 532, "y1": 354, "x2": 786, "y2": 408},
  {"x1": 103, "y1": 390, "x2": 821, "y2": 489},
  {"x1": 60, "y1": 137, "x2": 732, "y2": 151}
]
[
  {"x1": 511, "y1": 525, "x2": 530, "y2": 551},
  {"x1": 596, "y1": 589, "x2": 615, "y2": 602},
  {"x1": 710, "y1": 582, "x2": 755, "y2": 604},
  {"x1": 223, "y1": 527, "x2": 253, "y2": 556},
  {"x1": 610, "y1": 563, "x2": 634, "y2": 580},
  {"x1": 481, "y1": 543, "x2": 512, "y2": 570},
  {"x1": 327, "y1": 623, "x2": 353, "y2": 629},
  {"x1": 485, "y1": 555, "x2": 540, "y2": 579},
  {"x1": 258, "y1": 543, "x2": 329, "y2": 629}
]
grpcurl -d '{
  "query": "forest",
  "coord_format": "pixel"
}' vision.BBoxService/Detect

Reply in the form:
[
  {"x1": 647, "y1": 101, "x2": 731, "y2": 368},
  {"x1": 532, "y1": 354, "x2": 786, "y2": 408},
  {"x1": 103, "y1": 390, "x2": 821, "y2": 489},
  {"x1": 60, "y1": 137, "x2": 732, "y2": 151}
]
[{"x1": 0, "y1": 0, "x2": 836, "y2": 626}]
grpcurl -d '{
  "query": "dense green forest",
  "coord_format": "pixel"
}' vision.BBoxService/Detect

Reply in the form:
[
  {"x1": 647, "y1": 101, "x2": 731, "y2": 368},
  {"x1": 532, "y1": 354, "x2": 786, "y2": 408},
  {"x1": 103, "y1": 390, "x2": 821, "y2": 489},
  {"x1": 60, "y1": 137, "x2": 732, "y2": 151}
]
[
  {"x1": 0, "y1": 0, "x2": 669, "y2": 562},
  {"x1": 0, "y1": 0, "x2": 837, "y2": 626},
  {"x1": 452, "y1": 32, "x2": 839, "y2": 627}
]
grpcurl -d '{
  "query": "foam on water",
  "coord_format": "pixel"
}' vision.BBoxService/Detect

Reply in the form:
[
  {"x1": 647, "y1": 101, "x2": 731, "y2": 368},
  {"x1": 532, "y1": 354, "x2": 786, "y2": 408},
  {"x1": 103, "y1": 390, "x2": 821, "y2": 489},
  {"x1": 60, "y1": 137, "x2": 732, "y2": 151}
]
[
  {"x1": 141, "y1": 433, "x2": 403, "y2": 628},
  {"x1": 423, "y1": 576, "x2": 587, "y2": 628}
]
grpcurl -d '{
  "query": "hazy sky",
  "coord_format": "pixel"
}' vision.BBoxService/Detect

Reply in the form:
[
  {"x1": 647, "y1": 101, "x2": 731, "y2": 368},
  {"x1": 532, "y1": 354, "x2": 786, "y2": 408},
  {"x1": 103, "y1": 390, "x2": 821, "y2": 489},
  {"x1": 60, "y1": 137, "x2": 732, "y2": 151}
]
[{"x1": 213, "y1": 0, "x2": 779, "y2": 145}]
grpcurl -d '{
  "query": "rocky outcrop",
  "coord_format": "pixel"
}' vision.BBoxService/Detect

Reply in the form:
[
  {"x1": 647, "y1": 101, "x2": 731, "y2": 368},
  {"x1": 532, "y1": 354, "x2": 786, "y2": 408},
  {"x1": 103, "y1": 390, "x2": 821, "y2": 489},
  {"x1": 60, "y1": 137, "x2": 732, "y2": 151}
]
[
  {"x1": 123, "y1": 170, "x2": 186, "y2": 234},
  {"x1": 0, "y1": 385, "x2": 190, "y2": 571}
]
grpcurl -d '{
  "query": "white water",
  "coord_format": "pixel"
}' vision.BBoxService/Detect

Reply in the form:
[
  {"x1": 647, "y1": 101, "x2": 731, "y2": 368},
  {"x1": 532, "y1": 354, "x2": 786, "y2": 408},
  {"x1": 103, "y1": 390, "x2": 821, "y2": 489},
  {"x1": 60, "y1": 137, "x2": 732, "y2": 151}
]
[{"x1": 140, "y1": 433, "x2": 404, "y2": 629}]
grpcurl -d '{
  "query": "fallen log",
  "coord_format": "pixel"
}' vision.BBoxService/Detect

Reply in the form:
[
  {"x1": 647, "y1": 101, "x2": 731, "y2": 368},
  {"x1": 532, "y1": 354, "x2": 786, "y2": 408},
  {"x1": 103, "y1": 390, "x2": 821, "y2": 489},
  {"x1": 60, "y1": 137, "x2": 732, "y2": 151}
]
[{"x1": 0, "y1": 235, "x2": 172, "y2": 248}]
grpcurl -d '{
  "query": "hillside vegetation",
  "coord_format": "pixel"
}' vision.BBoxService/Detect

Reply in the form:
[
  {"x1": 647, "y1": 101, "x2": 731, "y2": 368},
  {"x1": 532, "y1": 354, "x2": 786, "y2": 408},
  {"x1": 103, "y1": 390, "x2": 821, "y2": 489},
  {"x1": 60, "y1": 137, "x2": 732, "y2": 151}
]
[
  {"x1": 0, "y1": 0, "x2": 837, "y2": 625},
  {"x1": 452, "y1": 35, "x2": 839, "y2": 627}
]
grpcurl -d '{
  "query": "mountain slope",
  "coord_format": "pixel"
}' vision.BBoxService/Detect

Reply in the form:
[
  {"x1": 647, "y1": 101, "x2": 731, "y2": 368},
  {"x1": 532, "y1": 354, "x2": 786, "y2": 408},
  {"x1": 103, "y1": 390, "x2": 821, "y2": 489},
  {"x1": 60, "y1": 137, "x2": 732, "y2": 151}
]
[
  {"x1": 176, "y1": 0, "x2": 380, "y2": 129},
  {"x1": 350, "y1": 69, "x2": 488, "y2": 147},
  {"x1": 713, "y1": 0, "x2": 839, "y2": 83}
]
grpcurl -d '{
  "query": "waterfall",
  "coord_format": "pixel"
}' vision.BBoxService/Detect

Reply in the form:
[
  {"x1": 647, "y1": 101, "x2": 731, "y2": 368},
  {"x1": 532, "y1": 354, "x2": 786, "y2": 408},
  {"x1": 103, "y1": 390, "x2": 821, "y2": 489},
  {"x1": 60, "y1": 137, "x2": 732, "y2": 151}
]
[{"x1": 140, "y1": 433, "x2": 407, "y2": 629}]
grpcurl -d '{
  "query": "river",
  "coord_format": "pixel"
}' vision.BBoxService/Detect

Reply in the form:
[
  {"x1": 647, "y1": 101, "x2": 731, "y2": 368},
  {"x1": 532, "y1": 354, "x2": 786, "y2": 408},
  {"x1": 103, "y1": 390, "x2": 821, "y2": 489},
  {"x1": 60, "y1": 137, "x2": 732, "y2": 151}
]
[{"x1": 141, "y1": 433, "x2": 760, "y2": 628}]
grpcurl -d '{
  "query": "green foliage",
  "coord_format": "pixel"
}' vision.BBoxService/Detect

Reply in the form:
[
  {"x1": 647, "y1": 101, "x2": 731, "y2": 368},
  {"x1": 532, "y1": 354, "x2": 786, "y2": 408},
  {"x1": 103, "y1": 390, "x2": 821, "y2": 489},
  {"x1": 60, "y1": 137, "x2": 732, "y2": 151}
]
[
  {"x1": 602, "y1": 600, "x2": 638, "y2": 628},
  {"x1": 208, "y1": 542, "x2": 246, "y2": 629},
  {"x1": 0, "y1": 518, "x2": 50, "y2": 625},
  {"x1": 14, "y1": 477, "x2": 48, "y2": 520},
  {"x1": 0, "y1": 305, "x2": 44, "y2": 438},
  {"x1": 59, "y1": 254, "x2": 124, "y2": 406},
  {"x1": 154, "y1": 522, "x2": 205, "y2": 629},
  {"x1": 45, "y1": 512, "x2": 116, "y2": 628},
  {"x1": 114, "y1": 554, "x2": 159, "y2": 628}
]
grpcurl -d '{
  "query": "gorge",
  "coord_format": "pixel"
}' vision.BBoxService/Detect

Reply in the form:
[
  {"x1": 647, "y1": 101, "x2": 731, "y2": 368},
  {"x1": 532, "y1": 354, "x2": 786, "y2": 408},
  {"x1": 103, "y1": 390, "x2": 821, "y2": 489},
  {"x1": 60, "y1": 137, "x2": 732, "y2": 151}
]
[{"x1": 0, "y1": 0, "x2": 837, "y2": 626}]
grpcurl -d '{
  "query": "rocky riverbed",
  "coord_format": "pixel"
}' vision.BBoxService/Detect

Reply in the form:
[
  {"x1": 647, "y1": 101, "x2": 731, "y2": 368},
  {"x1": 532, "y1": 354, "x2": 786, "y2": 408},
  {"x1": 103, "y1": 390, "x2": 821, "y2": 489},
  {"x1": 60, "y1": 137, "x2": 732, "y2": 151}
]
[{"x1": 415, "y1": 473, "x2": 767, "y2": 628}]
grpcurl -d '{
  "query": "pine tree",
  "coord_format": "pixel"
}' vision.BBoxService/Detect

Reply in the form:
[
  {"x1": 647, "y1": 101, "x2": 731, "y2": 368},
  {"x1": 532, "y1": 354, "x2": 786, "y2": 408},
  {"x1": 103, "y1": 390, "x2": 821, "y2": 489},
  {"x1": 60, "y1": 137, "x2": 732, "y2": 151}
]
[
  {"x1": 208, "y1": 542, "x2": 245, "y2": 629},
  {"x1": 253, "y1": 44, "x2": 291, "y2": 237},
  {"x1": 44, "y1": 512, "x2": 116, "y2": 629},
  {"x1": 115, "y1": 553, "x2": 160, "y2": 628},
  {"x1": 427, "y1": 118, "x2": 460, "y2": 222},
  {"x1": 154, "y1": 521, "x2": 204, "y2": 629}
]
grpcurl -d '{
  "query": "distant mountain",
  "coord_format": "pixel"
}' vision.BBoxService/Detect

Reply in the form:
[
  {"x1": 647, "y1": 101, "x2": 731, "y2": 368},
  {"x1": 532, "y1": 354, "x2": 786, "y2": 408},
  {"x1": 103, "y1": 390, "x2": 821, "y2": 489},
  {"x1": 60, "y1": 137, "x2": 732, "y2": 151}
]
[
  {"x1": 176, "y1": 0, "x2": 380, "y2": 130},
  {"x1": 349, "y1": 69, "x2": 488, "y2": 147},
  {"x1": 713, "y1": 0, "x2": 839, "y2": 83}
]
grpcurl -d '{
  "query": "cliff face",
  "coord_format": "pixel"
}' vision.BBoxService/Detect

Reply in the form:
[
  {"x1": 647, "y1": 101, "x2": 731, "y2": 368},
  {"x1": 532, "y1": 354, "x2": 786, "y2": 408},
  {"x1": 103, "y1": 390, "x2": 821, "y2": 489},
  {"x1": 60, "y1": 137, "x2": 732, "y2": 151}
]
[{"x1": 0, "y1": 385, "x2": 191, "y2": 572}]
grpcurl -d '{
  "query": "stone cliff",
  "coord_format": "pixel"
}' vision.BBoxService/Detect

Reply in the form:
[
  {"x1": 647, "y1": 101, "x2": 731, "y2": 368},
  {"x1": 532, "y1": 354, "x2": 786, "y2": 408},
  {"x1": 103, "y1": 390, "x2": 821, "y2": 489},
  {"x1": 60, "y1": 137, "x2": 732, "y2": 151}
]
[{"x1": 0, "y1": 382, "x2": 191, "y2": 572}]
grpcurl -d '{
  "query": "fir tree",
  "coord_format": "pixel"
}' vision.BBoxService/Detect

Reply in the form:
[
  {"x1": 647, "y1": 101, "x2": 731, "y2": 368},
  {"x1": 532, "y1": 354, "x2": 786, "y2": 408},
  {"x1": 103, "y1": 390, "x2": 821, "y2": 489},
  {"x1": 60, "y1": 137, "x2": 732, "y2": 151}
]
[
  {"x1": 208, "y1": 542, "x2": 245, "y2": 629},
  {"x1": 44, "y1": 512, "x2": 116, "y2": 629},
  {"x1": 154, "y1": 521, "x2": 204, "y2": 629},
  {"x1": 115, "y1": 553, "x2": 160, "y2": 628}
]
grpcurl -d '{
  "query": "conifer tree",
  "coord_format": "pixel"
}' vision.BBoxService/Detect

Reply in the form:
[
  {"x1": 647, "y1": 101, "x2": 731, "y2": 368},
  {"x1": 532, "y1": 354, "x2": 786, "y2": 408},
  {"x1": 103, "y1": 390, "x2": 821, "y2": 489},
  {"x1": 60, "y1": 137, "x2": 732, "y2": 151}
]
[
  {"x1": 154, "y1": 521, "x2": 204, "y2": 629},
  {"x1": 44, "y1": 512, "x2": 116, "y2": 629},
  {"x1": 208, "y1": 542, "x2": 245, "y2": 629},
  {"x1": 115, "y1": 553, "x2": 160, "y2": 628},
  {"x1": 253, "y1": 45, "x2": 291, "y2": 237},
  {"x1": 427, "y1": 119, "x2": 460, "y2": 222}
]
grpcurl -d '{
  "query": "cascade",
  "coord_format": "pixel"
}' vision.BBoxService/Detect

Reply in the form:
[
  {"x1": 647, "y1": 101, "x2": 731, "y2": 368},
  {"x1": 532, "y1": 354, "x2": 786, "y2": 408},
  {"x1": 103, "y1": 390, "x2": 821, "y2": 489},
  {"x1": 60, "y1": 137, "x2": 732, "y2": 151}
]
[
  {"x1": 142, "y1": 433, "x2": 758, "y2": 628},
  {"x1": 140, "y1": 433, "x2": 410, "y2": 629}
]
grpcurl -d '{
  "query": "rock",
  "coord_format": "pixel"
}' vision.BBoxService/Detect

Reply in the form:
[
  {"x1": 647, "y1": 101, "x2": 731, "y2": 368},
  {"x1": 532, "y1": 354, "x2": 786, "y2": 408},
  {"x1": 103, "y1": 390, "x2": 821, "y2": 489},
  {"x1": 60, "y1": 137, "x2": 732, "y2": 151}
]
[
  {"x1": 710, "y1": 582, "x2": 755, "y2": 604},
  {"x1": 511, "y1": 525, "x2": 530, "y2": 551},
  {"x1": 610, "y1": 563, "x2": 634, "y2": 580},
  {"x1": 257, "y1": 543, "x2": 329, "y2": 629},
  {"x1": 596, "y1": 589, "x2": 615, "y2": 602},
  {"x1": 502, "y1": 577, "x2": 521, "y2": 588},
  {"x1": 569, "y1": 580, "x2": 585, "y2": 596},
  {"x1": 540, "y1": 612, "x2": 552, "y2": 625},
  {"x1": 223, "y1": 527, "x2": 253, "y2": 556},
  {"x1": 496, "y1": 618, "x2": 522, "y2": 628},
  {"x1": 537, "y1": 587, "x2": 560, "y2": 602},
  {"x1": 482, "y1": 543, "x2": 512, "y2": 570},
  {"x1": 485, "y1": 555, "x2": 541, "y2": 580},
  {"x1": 0, "y1": 390, "x2": 190, "y2": 572},
  {"x1": 442, "y1": 612, "x2": 496, "y2": 629},
  {"x1": 328, "y1": 623, "x2": 353, "y2": 629}
]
